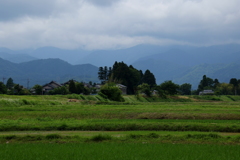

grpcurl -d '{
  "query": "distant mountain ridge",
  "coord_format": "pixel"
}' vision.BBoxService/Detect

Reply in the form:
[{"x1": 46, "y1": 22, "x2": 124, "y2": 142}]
[
  {"x1": 0, "y1": 58, "x2": 99, "y2": 87},
  {"x1": 0, "y1": 52, "x2": 38, "y2": 63},
  {"x1": 1, "y1": 43, "x2": 240, "y2": 89}
]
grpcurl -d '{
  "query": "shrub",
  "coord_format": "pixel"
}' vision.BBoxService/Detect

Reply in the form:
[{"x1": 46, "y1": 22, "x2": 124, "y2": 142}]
[
  {"x1": 90, "y1": 134, "x2": 112, "y2": 141},
  {"x1": 5, "y1": 135, "x2": 17, "y2": 140},
  {"x1": 137, "y1": 83, "x2": 152, "y2": 97},
  {"x1": 98, "y1": 83, "x2": 124, "y2": 102},
  {"x1": 46, "y1": 134, "x2": 62, "y2": 139},
  {"x1": 147, "y1": 133, "x2": 159, "y2": 138}
]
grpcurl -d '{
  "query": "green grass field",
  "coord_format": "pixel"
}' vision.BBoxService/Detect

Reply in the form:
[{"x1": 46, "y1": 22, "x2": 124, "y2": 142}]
[
  {"x1": 1, "y1": 143, "x2": 240, "y2": 160},
  {"x1": 0, "y1": 94, "x2": 240, "y2": 159}
]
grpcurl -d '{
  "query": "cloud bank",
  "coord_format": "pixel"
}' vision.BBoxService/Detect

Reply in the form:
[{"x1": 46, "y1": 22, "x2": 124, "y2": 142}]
[{"x1": 0, "y1": 0, "x2": 240, "y2": 50}]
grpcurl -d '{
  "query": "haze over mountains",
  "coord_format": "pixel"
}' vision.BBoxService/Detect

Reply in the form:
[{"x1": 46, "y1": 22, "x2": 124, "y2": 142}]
[
  {"x1": 1, "y1": 44, "x2": 240, "y2": 89},
  {"x1": 0, "y1": 58, "x2": 98, "y2": 87}
]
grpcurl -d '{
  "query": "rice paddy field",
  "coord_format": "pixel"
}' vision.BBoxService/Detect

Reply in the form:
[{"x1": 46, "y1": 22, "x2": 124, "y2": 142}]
[{"x1": 0, "y1": 94, "x2": 240, "y2": 159}]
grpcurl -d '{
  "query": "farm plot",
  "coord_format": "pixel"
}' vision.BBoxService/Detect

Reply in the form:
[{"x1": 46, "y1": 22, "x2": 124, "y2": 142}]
[{"x1": 0, "y1": 94, "x2": 240, "y2": 144}]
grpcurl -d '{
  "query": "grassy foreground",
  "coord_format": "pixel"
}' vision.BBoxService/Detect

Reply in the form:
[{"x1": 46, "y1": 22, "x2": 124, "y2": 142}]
[
  {"x1": 1, "y1": 94, "x2": 240, "y2": 159},
  {"x1": 1, "y1": 143, "x2": 240, "y2": 160}
]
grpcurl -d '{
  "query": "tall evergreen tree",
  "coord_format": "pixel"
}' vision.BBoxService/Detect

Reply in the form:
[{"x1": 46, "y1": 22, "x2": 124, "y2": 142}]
[
  {"x1": 98, "y1": 67, "x2": 105, "y2": 84},
  {"x1": 197, "y1": 75, "x2": 214, "y2": 92},
  {"x1": 111, "y1": 61, "x2": 141, "y2": 94},
  {"x1": 6, "y1": 78, "x2": 14, "y2": 89},
  {"x1": 142, "y1": 70, "x2": 156, "y2": 88},
  {"x1": 213, "y1": 79, "x2": 220, "y2": 89},
  {"x1": 100, "y1": 61, "x2": 156, "y2": 95},
  {"x1": 69, "y1": 80, "x2": 76, "y2": 94},
  {"x1": 229, "y1": 78, "x2": 238, "y2": 95},
  {"x1": 103, "y1": 66, "x2": 108, "y2": 80},
  {"x1": 107, "y1": 67, "x2": 112, "y2": 79}
]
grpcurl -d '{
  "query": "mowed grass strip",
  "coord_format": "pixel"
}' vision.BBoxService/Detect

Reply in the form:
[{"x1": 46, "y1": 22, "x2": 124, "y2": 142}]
[
  {"x1": 1, "y1": 131, "x2": 240, "y2": 144},
  {"x1": 1, "y1": 99, "x2": 240, "y2": 120},
  {"x1": 1, "y1": 143, "x2": 240, "y2": 160},
  {"x1": 0, "y1": 119, "x2": 240, "y2": 132}
]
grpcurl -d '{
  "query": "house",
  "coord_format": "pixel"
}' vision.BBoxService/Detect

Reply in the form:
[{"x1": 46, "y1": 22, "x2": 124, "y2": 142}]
[
  {"x1": 42, "y1": 81, "x2": 62, "y2": 94},
  {"x1": 83, "y1": 82, "x2": 93, "y2": 88},
  {"x1": 152, "y1": 90, "x2": 158, "y2": 95},
  {"x1": 199, "y1": 90, "x2": 214, "y2": 95},
  {"x1": 117, "y1": 84, "x2": 127, "y2": 95}
]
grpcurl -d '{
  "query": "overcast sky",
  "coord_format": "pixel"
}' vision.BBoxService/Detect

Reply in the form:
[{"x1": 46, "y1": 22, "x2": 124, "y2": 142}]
[{"x1": 0, "y1": 0, "x2": 240, "y2": 50}]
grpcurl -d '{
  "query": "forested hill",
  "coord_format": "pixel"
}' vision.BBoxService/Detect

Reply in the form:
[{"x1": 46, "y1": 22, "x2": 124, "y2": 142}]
[{"x1": 0, "y1": 58, "x2": 98, "y2": 87}]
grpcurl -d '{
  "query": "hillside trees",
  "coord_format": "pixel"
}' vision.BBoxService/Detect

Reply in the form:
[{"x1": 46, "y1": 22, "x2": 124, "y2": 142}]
[
  {"x1": 98, "y1": 66, "x2": 112, "y2": 84},
  {"x1": 215, "y1": 83, "x2": 233, "y2": 95},
  {"x1": 98, "y1": 62, "x2": 156, "y2": 95},
  {"x1": 49, "y1": 86, "x2": 69, "y2": 95},
  {"x1": 68, "y1": 80, "x2": 90, "y2": 95},
  {"x1": 197, "y1": 75, "x2": 220, "y2": 93}
]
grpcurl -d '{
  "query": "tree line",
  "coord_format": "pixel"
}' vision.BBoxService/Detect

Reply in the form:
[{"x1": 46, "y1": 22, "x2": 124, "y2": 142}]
[
  {"x1": 1, "y1": 62, "x2": 240, "y2": 97},
  {"x1": 98, "y1": 61, "x2": 156, "y2": 94},
  {"x1": 0, "y1": 78, "x2": 96, "y2": 95}
]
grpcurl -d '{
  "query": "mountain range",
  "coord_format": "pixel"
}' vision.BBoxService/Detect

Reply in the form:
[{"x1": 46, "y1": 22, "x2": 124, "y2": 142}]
[
  {"x1": 1, "y1": 43, "x2": 240, "y2": 89},
  {"x1": 0, "y1": 58, "x2": 98, "y2": 87}
]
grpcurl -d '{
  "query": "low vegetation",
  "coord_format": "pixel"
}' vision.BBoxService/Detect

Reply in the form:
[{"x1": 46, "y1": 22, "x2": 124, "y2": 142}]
[{"x1": 1, "y1": 94, "x2": 240, "y2": 159}]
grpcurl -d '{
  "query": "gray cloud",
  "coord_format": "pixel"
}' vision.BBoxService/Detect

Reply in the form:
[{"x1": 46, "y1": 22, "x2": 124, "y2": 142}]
[
  {"x1": 85, "y1": 0, "x2": 121, "y2": 6},
  {"x1": 0, "y1": 0, "x2": 240, "y2": 50},
  {"x1": 0, "y1": 0, "x2": 57, "y2": 21}
]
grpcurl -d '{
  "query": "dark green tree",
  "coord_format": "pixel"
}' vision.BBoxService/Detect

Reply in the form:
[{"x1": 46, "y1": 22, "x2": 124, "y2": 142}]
[
  {"x1": 157, "y1": 81, "x2": 179, "y2": 95},
  {"x1": 107, "y1": 67, "x2": 112, "y2": 78},
  {"x1": 213, "y1": 79, "x2": 220, "y2": 89},
  {"x1": 197, "y1": 75, "x2": 214, "y2": 92},
  {"x1": 32, "y1": 84, "x2": 43, "y2": 95},
  {"x1": 98, "y1": 82, "x2": 124, "y2": 102},
  {"x1": 13, "y1": 84, "x2": 23, "y2": 94},
  {"x1": 89, "y1": 81, "x2": 93, "y2": 86},
  {"x1": 98, "y1": 67, "x2": 105, "y2": 83},
  {"x1": 215, "y1": 83, "x2": 233, "y2": 95},
  {"x1": 75, "y1": 82, "x2": 84, "y2": 94},
  {"x1": 142, "y1": 69, "x2": 156, "y2": 88},
  {"x1": 6, "y1": 78, "x2": 14, "y2": 89},
  {"x1": 49, "y1": 86, "x2": 69, "y2": 95},
  {"x1": 83, "y1": 87, "x2": 91, "y2": 95},
  {"x1": 229, "y1": 78, "x2": 238, "y2": 95},
  {"x1": 69, "y1": 80, "x2": 77, "y2": 94},
  {"x1": 179, "y1": 83, "x2": 192, "y2": 95},
  {"x1": 139, "y1": 70, "x2": 144, "y2": 84},
  {"x1": 137, "y1": 83, "x2": 152, "y2": 97},
  {"x1": 103, "y1": 66, "x2": 108, "y2": 80},
  {"x1": 0, "y1": 82, "x2": 7, "y2": 94},
  {"x1": 102, "y1": 62, "x2": 156, "y2": 95}
]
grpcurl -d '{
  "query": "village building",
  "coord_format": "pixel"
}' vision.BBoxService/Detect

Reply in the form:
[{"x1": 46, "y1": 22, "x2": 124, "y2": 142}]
[
  {"x1": 199, "y1": 90, "x2": 214, "y2": 95},
  {"x1": 42, "y1": 81, "x2": 62, "y2": 94},
  {"x1": 117, "y1": 84, "x2": 127, "y2": 95}
]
